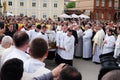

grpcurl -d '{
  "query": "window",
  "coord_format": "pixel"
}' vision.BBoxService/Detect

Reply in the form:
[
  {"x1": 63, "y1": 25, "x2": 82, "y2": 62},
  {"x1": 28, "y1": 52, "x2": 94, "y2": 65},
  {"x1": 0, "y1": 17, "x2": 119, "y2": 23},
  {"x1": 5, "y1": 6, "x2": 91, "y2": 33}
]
[
  {"x1": 53, "y1": 15, "x2": 57, "y2": 18},
  {"x1": 32, "y1": 14, "x2": 36, "y2": 18},
  {"x1": 96, "y1": 12, "x2": 98, "y2": 19},
  {"x1": 109, "y1": 0, "x2": 112, "y2": 7},
  {"x1": 101, "y1": 13, "x2": 104, "y2": 19},
  {"x1": 20, "y1": 2, "x2": 24, "y2": 6},
  {"x1": 54, "y1": 3, "x2": 57, "y2": 7},
  {"x1": 108, "y1": 13, "x2": 111, "y2": 19},
  {"x1": 32, "y1": 0, "x2": 36, "y2": 1},
  {"x1": 43, "y1": 3, "x2": 47, "y2": 7},
  {"x1": 96, "y1": 0, "x2": 99, "y2": 6},
  {"x1": 43, "y1": 0, "x2": 47, "y2": 2},
  {"x1": 43, "y1": 14, "x2": 47, "y2": 18},
  {"x1": 101, "y1": 0, "x2": 105, "y2": 7},
  {"x1": 32, "y1": 2, "x2": 36, "y2": 7},
  {"x1": 20, "y1": 13, "x2": 24, "y2": 17},
  {"x1": 114, "y1": 0, "x2": 119, "y2": 9},
  {"x1": 54, "y1": 0, "x2": 58, "y2": 2},
  {"x1": 8, "y1": 1, "x2": 12, "y2": 6}
]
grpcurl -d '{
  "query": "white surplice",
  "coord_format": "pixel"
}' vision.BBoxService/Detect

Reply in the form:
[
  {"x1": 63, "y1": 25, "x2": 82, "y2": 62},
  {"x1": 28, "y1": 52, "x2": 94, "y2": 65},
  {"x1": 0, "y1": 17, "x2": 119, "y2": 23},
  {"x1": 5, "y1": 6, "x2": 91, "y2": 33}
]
[
  {"x1": 92, "y1": 29, "x2": 105, "y2": 63},
  {"x1": 36, "y1": 32, "x2": 48, "y2": 44},
  {"x1": 56, "y1": 31, "x2": 67, "y2": 55},
  {"x1": 83, "y1": 29, "x2": 93, "y2": 58},
  {"x1": 60, "y1": 35, "x2": 75, "y2": 60},
  {"x1": 74, "y1": 29, "x2": 83, "y2": 57},
  {"x1": 102, "y1": 35, "x2": 115, "y2": 54},
  {"x1": 27, "y1": 29, "x2": 40, "y2": 42}
]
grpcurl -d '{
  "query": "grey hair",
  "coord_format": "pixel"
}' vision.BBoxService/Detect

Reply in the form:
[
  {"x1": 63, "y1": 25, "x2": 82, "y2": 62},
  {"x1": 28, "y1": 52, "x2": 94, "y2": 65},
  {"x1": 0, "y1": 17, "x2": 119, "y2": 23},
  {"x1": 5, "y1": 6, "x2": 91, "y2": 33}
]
[{"x1": 1, "y1": 36, "x2": 13, "y2": 47}]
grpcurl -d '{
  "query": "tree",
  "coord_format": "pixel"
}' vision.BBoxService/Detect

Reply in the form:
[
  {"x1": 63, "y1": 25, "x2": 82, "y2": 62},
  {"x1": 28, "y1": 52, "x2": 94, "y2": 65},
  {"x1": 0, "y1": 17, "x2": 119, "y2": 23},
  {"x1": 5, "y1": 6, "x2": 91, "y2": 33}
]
[{"x1": 66, "y1": 1, "x2": 75, "y2": 8}]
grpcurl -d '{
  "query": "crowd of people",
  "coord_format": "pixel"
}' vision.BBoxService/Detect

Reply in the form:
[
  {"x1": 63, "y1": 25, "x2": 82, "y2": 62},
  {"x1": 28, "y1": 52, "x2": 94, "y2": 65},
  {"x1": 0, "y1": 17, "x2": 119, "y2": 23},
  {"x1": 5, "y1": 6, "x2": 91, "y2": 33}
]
[{"x1": 0, "y1": 15, "x2": 120, "y2": 80}]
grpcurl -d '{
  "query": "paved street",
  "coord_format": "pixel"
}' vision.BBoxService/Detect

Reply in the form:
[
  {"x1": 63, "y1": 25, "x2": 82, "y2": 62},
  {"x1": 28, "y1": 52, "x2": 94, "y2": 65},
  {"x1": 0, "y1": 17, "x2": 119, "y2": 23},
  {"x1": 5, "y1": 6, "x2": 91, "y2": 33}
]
[{"x1": 45, "y1": 58, "x2": 101, "y2": 80}]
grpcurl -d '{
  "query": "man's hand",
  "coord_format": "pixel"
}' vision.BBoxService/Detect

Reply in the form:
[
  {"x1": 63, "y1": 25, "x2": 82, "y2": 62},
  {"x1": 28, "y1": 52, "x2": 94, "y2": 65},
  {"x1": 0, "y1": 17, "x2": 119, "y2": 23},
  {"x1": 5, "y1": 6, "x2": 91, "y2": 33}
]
[{"x1": 52, "y1": 63, "x2": 66, "y2": 78}]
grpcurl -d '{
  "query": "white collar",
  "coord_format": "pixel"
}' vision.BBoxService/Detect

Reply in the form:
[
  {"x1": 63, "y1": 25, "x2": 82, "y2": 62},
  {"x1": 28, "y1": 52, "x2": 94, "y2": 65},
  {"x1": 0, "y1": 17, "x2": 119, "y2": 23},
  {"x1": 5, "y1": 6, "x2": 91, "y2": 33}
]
[{"x1": 29, "y1": 58, "x2": 45, "y2": 67}]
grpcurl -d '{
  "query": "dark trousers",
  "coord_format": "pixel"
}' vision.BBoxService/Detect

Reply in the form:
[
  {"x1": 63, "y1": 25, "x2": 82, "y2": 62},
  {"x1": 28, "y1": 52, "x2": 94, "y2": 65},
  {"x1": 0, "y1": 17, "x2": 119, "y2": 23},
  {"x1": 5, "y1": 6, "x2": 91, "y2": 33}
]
[
  {"x1": 55, "y1": 53, "x2": 61, "y2": 65},
  {"x1": 47, "y1": 51, "x2": 56, "y2": 60},
  {"x1": 55, "y1": 53, "x2": 73, "y2": 66}
]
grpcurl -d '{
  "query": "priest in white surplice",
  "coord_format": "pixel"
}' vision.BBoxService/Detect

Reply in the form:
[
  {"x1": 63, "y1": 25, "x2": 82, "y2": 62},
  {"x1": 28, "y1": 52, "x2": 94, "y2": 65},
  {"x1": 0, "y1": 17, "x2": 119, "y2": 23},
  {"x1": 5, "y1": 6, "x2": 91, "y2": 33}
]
[
  {"x1": 27, "y1": 24, "x2": 41, "y2": 43},
  {"x1": 55, "y1": 25, "x2": 67, "y2": 65},
  {"x1": 60, "y1": 29, "x2": 75, "y2": 66},
  {"x1": 83, "y1": 25, "x2": 93, "y2": 59},
  {"x1": 36, "y1": 25, "x2": 48, "y2": 44},
  {"x1": 92, "y1": 24, "x2": 105, "y2": 63}
]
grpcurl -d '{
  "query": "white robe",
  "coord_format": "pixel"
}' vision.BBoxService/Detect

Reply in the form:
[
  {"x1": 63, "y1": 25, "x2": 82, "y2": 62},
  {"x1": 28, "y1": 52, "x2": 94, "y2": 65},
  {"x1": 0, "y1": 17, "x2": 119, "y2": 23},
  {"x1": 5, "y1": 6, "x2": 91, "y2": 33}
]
[
  {"x1": 102, "y1": 35, "x2": 115, "y2": 54},
  {"x1": 60, "y1": 35, "x2": 75, "y2": 60},
  {"x1": 92, "y1": 29, "x2": 105, "y2": 63},
  {"x1": 92, "y1": 29, "x2": 105, "y2": 54},
  {"x1": 83, "y1": 29, "x2": 93, "y2": 58},
  {"x1": 74, "y1": 29, "x2": 83, "y2": 57},
  {"x1": 114, "y1": 35, "x2": 120, "y2": 58}
]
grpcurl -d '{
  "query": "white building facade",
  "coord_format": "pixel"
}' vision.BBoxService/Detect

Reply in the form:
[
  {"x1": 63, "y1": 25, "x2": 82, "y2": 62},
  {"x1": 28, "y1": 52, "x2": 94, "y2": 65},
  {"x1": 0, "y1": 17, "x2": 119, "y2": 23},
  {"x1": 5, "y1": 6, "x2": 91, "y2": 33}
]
[{"x1": 3, "y1": 0, "x2": 64, "y2": 19}]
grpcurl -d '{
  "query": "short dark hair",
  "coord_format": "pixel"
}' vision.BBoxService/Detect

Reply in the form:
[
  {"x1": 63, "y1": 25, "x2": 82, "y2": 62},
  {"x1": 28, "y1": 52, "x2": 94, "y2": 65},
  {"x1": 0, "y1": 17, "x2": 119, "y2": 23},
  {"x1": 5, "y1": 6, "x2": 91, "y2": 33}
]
[
  {"x1": 102, "y1": 70, "x2": 120, "y2": 80},
  {"x1": 30, "y1": 38, "x2": 48, "y2": 58},
  {"x1": 98, "y1": 67, "x2": 120, "y2": 80},
  {"x1": 59, "y1": 66, "x2": 82, "y2": 80},
  {"x1": 67, "y1": 28, "x2": 72, "y2": 32},
  {"x1": 13, "y1": 31, "x2": 29, "y2": 48},
  {"x1": 0, "y1": 58, "x2": 23, "y2": 80},
  {"x1": 37, "y1": 24, "x2": 41, "y2": 29}
]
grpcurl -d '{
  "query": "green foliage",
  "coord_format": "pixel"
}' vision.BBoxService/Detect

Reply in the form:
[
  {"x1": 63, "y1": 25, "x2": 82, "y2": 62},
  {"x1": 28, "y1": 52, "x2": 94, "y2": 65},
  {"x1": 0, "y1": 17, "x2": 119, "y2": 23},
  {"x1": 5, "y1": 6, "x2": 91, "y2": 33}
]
[{"x1": 66, "y1": 1, "x2": 75, "y2": 8}]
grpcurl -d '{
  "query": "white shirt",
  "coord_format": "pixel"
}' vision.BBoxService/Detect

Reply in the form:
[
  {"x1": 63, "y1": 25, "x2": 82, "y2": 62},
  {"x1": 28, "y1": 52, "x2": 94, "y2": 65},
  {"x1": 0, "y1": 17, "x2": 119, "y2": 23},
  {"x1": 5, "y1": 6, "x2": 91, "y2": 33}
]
[
  {"x1": 2, "y1": 48, "x2": 30, "y2": 64},
  {"x1": 60, "y1": 35, "x2": 75, "y2": 60},
  {"x1": 24, "y1": 58, "x2": 45, "y2": 73},
  {"x1": 27, "y1": 29, "x2": 40, "y2": 42},
  {"x1": 102, "y1": 35, "x2": 115, "y2": 54},
  {"x1": 1, "y1": 46, "x2": 15, "y2": 66},
  {"x1": 22, "y1": 67, "x2": 51, "y2": 80},
  {"x1": 21, "y1": 27, "x2": 28, "y2": 32},
  {"x1": 37, "y1": 32, "x2": 48, "y2": 44}
]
